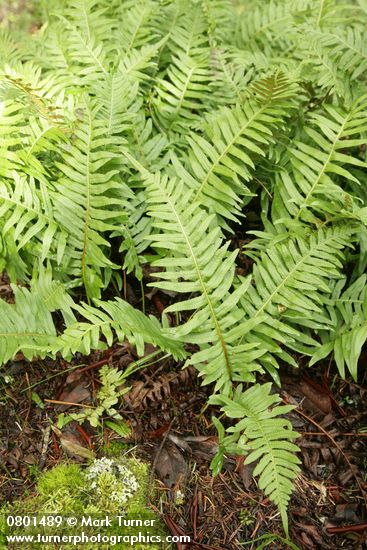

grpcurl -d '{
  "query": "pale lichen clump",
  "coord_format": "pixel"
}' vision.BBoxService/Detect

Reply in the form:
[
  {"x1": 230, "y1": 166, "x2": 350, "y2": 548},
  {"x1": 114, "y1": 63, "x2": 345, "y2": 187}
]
[
  {"x1": 85, "y1": 457, "x2": 139, "y2": 509},
  {"x1": 1, "y1": 454, "x2": 167, "y2": 549}
]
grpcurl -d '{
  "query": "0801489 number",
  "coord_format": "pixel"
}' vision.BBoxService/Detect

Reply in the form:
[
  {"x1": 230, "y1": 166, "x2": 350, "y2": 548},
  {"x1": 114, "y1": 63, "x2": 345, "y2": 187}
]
[{"x1": 6, "y1": 516, "x2": 63, "y2": 528}]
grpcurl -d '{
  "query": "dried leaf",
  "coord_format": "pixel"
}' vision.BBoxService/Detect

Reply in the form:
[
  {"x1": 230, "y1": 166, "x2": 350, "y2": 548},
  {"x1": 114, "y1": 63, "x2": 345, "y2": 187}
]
[
  {"x1": 51, "y1": 426, "x2": 94, "y2": 461},
  {"x1": 124, "y1": 367, "x2": 196, "y2": 411},
  {"x1": 58, "y1": 380, "x2": 91, "y2": 411},
  {"x1": 154, "y1": 442, "x2": 188, "y2": 490}
]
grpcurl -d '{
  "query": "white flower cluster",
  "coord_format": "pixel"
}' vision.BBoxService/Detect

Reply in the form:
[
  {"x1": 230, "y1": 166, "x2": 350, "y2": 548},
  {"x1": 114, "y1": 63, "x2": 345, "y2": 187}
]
[{"x1": 85, "y1": 457, "x2": 139, "y2": 507}]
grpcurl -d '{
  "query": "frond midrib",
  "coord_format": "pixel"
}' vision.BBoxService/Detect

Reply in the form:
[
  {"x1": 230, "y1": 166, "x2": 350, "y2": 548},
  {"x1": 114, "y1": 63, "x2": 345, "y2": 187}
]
[
  {"x1": 161, "y1": 188, "x2": 233, "y2": 381},
  {"x1": 295, "y1": 114, "x2": 350, "y2": 219},
  {"x1": 81, "y1": 105, "x2": 92, "y2": 288},
  {"x1": 192, "y1": 103, "x2": 267, "y2": 203},
  {"x1": 168, "y1": 64, "x2": 195, "y2": 125},
  {"x1": 250, "y1": 231, "x2": 341, "y2": 321}
]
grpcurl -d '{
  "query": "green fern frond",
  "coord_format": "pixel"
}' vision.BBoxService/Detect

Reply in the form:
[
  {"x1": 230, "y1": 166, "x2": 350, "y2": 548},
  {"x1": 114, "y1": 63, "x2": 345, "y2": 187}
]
[
  {"x1": 310, "y1": 275, "x2": 367, "y2": 380},
  {"x1": 0, "y1": 30, "x2": 21, "y2": 67},
  {"x1": 300, "y1": 44, "x2": 350, "y2": 98},
  {"x1": 115, "y1": 194, "x2": 152, "y2": 281},
  {"x1": 0, "y1": 267, "x2": 74, "y2": 363},
  {"x1": 311, "y1": 27, "x2": 367, "y2": 80},
  {"x1": 52, "y1": 298, "x2": 186, "y2": 360},
  {"x1": 146, "y1": 171, "x2": 265, "y2": 394},
  {"x1": 0, "y1": 173, "x2": 67, "y2": 263},
  {"x1": 0, "y1": 269, "x2": 184, "y2": 364},
  {"x1": 98, "y1": 74, "x2": 138, "y2": 138},
  {"x1": 114, "y1": 0, "x2": 160, "y2": 56},
  {"x1": 159, "y1": 1, "x2": 209, "y2": 64},
  {"x1": 172, "y1": 73, "x2": 297, "y2": 224},
  {"x1": 52, "y1": 99, "x2": 133, "y2": 298},
  {"x1": 61, "y1": 0, "x2": 116, "y2": 45},
  {"x1": 0, "y1": 68, "x2": 60, "y2": 116},
  {"x1": 211, "y1": 383, "x2": 301, "y2": 535},
  {"x1": 56, "y1": 16, "x2": 109, "y2": 84},
  {"x1": 273, "y1": 96, "x2": 367, "y2": 224},
  {"x1": 234, "y1": 0, "x2": 309, "y2": 50},
  {"x1": 153, "y1": 53, "x2": 210, "y2": 132},
  {"x1": 117, "y1": 39, "x2": 167, "y2": 88},
  {"x1": 236, "y1": 225, "x2": 354, "y2": 381},
  {"x1": 208, "y1": 47, "x2": 254, "y2": 106},
  {"x1": 201, "y1": 0, "x2": 235, "y2": 43},
  {"x1": 0, "y1": 100, "x2": 27, "y2": 178},
  {"x1": 311, "y1": 0, "x2": 358, "y2": 28}
]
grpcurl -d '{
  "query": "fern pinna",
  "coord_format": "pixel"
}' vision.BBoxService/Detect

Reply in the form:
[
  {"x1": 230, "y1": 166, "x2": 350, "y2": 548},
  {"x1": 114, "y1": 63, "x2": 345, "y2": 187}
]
[{"x1": 1, "y1": 0, "x2": 367, "y2": 534}]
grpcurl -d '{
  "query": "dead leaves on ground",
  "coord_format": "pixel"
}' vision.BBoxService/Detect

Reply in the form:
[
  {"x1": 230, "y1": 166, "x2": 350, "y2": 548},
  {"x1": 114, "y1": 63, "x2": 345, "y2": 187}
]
[{"x1": 123, "y1": 366, "x2": 196, "y2": 412}]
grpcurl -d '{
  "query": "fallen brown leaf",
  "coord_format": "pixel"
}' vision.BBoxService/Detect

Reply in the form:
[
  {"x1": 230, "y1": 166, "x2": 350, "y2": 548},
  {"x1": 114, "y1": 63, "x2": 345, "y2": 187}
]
[
  {"x1": 154, "y1": 442, "x2": 188, "y2": 490},
  {"x1": 51, "y1": 426, "x2": 95, "y2": 461}
]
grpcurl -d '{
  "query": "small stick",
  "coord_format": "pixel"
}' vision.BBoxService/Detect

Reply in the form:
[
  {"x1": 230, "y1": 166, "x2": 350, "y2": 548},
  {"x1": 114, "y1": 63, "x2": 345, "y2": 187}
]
[
  {"x1": 77, "y1": 358, "x2": 110, "y2": 374},
  {"x1": 39, "y1": 421, "x2": 51, "y2": 470},
  {"x1": 44, "y1": 399, "x2": 94, "y2": 408},
  {"x1": 326, "y1": 523, "x2": 367, "y2": 534},
  {"x1": 24, "y1": 372, "x2": 32, "y2": 425}
]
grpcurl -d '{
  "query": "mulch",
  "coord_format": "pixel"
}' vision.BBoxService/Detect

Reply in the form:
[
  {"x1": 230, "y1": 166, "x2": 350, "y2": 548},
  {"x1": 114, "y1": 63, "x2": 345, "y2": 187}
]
[{"x1": 1, "y1": 320, "x2": 367, "y2": 549}]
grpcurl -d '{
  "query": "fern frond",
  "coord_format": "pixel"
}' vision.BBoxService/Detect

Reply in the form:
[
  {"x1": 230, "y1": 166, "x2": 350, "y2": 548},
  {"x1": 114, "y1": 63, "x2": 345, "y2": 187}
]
[
  {"x1": 0, "y1": 270, "x2": 184, "y2": 364},
  {"x1": 311, "y1": 27, "x2": 367, "y2": 80},
  {"x1": 211, "y1": 383, "x2": 301, "y2": 535},
  {"x1": 0, "y1": 30, "x2": 21, "y2": 67},
  {"x1": 235, "y1": 225, "x2": 354, "y2": 381},
  {"x1": 61, "y1": 0, "x2": 116, "y2": 44},
  {"x1": 153, "y1": 53, "x2": 210, "y2": 133},
  {"x1": 56, "y1": 15, "x2": 110, "y2": 84},
  {"x1": 0, "y1": 61, "x2": 68, "y2": 120},
  {"x1": 115, "y1": 194, "x2": 152, "y2": 281},
  {"x1": 98, "y1": 74, "x2": 138, "y2": 138},
  {"x1": 234, "y1": 0, "x2": 309, "y2": 50},
  {"x1": 208, "y1": 47, "x2": 254, "y2": 106},
  {"x1": 201, "y1": 0, "x2": 235, "y2": 44},
  {"x1": 310, "y1": 275, "x2": 367, "y2": 380},
  {"x1": 0, "y1": 267, "x2": 74, "y2": 363},
  {"x1": 0, "y1": 100, "x2": 27, "y2": 178},
  {"x1": 272, "y1": 96, "x2": 367, "y2": 224},
  {"x1": 300, "y1": 43, "x2": 350, "y2": 99},
  {"x1": 114, "y1": 0, "x2": 160, "y2": 55},
  {"x1": 160, "y1": 1, "x2": 209, "y2": 62},
  {"x1": 45, "y1": 0, "x2": 121, "y2": 89},
  {"x1": 52, "y1": 99, "x2": 133, "y2": 298},
  {"x1": 53, "y1": 298, "x2": 186, "y2": 360},
  {"x1": 0, "y1": 173, "x2": 67, "y2": 263},
  {"x1": 172, "y1": 72, "x2": 297, "y2": 225},
  {"x1": 117, "y1": 39, "x2": 167, "y2": 89},
  {"x1": 146, "y1": 171, "x2": 266, "y2": 394},
  {"x1": 311, "y1": 0, "x2": 359, "y2": 28}
]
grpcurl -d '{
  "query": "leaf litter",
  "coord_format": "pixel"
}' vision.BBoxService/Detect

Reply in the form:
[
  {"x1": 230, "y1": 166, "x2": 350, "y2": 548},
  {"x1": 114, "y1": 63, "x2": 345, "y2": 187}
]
[{"x1": 1, "y1": 346, "x2": 367, "y2": 549}]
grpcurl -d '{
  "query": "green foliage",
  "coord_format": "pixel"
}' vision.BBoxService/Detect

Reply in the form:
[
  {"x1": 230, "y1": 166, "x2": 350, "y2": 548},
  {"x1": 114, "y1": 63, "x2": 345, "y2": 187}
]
[
  {"x1": 211, "y1": 384, "x2": 301, "y2": 534},
  {"x1": 1, "y1": 0, "x2": 367, "y2": 535},
  {"x1": 67, "y1": 365, "x2": 131, "y2": 428},
  {"x1": 1, "y1": 458, "x2": 166, "y2": 549}
]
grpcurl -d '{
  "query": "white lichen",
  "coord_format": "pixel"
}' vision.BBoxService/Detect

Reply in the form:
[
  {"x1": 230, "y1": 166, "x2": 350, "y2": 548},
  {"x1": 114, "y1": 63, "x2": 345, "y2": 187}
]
[{"x1": 85, "y1": 458, "x2": 139, "y2": 508}]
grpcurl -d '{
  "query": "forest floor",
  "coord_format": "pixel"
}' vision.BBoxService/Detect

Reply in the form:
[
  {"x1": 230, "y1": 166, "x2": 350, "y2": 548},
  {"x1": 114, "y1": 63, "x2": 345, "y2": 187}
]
[{"x1": 1, "y1": 261, "x2": 367, "y2": 550}]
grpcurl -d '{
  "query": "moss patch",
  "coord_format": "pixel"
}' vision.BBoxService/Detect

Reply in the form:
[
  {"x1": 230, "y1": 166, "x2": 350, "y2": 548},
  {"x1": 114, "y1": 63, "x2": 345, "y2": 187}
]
[{"x1": 1, "y1": 456, "x2": 170, "y2": 549}]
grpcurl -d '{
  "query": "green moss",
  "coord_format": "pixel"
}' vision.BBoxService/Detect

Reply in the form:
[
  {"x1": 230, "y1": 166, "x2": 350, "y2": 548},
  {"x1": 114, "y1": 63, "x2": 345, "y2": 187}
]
[
  {"x1": 100, "y1": 440, "x2": 130, "y2": 457},
  {"x1": 1, "y1": 456, "x2": 171, "y2": 549}
]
